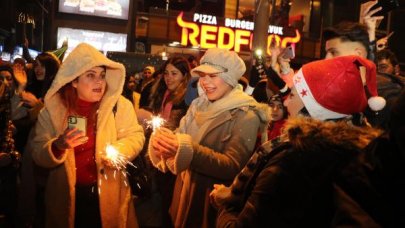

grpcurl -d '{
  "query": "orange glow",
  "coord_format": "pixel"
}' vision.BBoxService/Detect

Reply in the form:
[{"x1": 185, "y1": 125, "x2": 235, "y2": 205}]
[{"x1": 176, "y1": 12, "x2": 301, "y2": 53}]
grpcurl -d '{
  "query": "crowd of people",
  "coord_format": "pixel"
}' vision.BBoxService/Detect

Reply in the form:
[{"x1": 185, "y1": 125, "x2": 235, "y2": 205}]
[{"x1": 0, "y1": 1, "x2": 404, "y2": 227}]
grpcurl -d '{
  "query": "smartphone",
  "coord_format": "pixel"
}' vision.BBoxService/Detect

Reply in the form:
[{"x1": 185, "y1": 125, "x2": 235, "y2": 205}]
[
  {"x1": 68, "y1": 116, "x2": 87, "y2": 133},
  {"x1": 281, "y1": 46, "x2": 295, "y2": 59},
  {"x1": 255, "y1": 54, "x2": 264, "y2": 66},
  {"x1": 371, "y1": 0, "x2": 399, "y2": 16},
  {"x1": 254, "y1": 49, "x2": 264, "y2": 64}
]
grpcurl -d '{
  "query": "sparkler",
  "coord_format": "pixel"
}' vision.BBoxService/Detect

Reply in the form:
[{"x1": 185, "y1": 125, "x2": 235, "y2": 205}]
[
  {"x1": 99, "y1": 116, "x2": 165, "y2": 193},
  {"x1": 147, "y1": 115, "x2": 165, "y2": 132},
  {"x1": 105, "y1": 144, "x2": 128, "y2": 170},
  {"x1": 100, "y1": 144, "x2": 134, "y2": 190},
  {"x1": 98, "y1": 143, "x2": 139, "y2": 194}
]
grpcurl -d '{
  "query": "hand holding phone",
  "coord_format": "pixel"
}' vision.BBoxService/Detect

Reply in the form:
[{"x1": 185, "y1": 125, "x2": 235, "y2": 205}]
[
  {"x1": 68, "y1": 116, "x2": 87, "y2": 133},
  {"x1": 54, "y1": 121, "x2": 88, "y2": 150},
  {"x1": 360, "y1": 1, "x2": 386, "y2": 30},
  {"x1": 253, "y1": 49, "x2": 267, "y2": 78},
  {"x1": 370, "y1": 0, "x2": 399, "y2": 16},
  {"x1": 254, "y1": 49, "x2": 264, "y2": 65}
]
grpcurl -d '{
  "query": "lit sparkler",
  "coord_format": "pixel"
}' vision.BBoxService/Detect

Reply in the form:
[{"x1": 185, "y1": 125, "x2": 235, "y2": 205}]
[
  {"x1": 105, "y1": 144, "x2": 128, "y2": 170},
  {"x1": 147, "y1": 115, "x2": 165, "y2": 131},
  {"x1": 100, "y1": 144, "x2": 134, "y2": 191}
]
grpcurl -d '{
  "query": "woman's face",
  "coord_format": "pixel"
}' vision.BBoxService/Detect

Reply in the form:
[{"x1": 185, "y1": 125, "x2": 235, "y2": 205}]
[
  {"x1": 197, "y1": 71, "x2": 232, "y2": 101},
  {"x1": 164, "y1": 63, "x2": 184, "y2": 92},
  {"x1": 0, "y1": 71, "x2": 13, "y2": 88},
  {"x1": 34, "y1": 60, "x2": 46, "y2": 80},
  {"x1": 269, "y1": 100, "x2": 285, "y2": 121},
  {"x1": 284, "y1": 87, "x2": 305, "y2": 117},
  {"x1": 72, "y1": 66, "x2": 107, "y2": 102},
  {"x1": 126, "y1": 76, "x2": 136, "y2": 91}
]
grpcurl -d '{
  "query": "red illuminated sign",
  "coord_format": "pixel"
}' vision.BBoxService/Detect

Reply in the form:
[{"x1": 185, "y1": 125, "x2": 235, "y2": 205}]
[{"x1": 176, "y1": 12, "x2": 301, "y2": 55}]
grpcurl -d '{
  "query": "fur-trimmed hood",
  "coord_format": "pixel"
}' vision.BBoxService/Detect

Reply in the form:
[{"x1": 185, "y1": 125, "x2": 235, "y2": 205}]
[
  {"x1": 44, "y1": 43, "x2": 126, "y2": 133},
  {"x1": 280, "y1": 117, "x2": 382, "y2": 152},
  {"x1": 30, "y1": 43, "x2": 143, "y2": 228}
]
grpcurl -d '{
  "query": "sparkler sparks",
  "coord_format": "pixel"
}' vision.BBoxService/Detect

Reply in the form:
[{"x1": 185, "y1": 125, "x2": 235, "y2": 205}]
[
  {"x1": 99, "y1": 144, "x2": 140, "y2": 194},
  {"x1": 147, "y1": 115, "x2": 165, "y2": 131},
  {"x1": 105, "y1": 144, "x2": 128, "y2": 170}
]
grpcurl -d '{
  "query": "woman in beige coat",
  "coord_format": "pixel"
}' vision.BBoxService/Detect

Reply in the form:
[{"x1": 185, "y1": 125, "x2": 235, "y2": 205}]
[
  {"x1": 30, "y1": 43, "x2": 145, "y2": 228},
  {"x1": 149, "y1": 48, "x2": 269, "y2": 228}
]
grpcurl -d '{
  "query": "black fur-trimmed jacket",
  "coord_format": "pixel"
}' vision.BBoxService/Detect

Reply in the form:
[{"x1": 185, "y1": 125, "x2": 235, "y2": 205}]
[{"x1": 214, "y1": 117, "x2": 400, "y2": 228}]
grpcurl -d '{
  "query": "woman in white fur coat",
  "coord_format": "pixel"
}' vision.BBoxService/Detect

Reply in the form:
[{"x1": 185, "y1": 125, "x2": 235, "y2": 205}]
[{"x1": 30, "y1": 43, "x2": 145, "y2": 228}]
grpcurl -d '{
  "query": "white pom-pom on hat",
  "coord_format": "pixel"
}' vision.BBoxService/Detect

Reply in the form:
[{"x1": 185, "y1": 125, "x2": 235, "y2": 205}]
[{"x1": 368, "y1": 96, "x2": 386, "y2": 111}]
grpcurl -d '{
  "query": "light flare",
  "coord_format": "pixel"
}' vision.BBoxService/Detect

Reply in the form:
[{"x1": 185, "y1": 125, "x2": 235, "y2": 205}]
[
  {"x1": 105, "y1": 144, "x2": 128, "y2": 170},
  {"x1": 98, "y1": 144, "x2": 138, "y2": 194},
  {"x1": 147, "y1": 115, "x2": 166, "y2": 132}
]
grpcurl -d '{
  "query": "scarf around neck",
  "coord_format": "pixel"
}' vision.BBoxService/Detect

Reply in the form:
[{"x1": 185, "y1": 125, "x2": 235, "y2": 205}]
[{"x1": 185, "y1": 87, "x2": 269, "y2": 143}]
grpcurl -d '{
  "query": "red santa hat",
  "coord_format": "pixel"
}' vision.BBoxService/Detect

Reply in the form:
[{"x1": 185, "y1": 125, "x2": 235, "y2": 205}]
[{"x1": 293, "y1": 55, "x2": 386, "y2": 120}]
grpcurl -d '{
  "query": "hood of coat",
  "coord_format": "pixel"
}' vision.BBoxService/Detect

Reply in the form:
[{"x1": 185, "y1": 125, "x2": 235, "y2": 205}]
[
  {"x1": 281, "y1": 117, "x2": 382, "y2": 153},
  {"x1": 44, "y1": 43, "x2": 125, "y2": 132}
]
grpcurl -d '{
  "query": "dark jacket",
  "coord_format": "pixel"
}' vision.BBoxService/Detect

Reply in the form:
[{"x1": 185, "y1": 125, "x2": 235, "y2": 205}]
[
  {"x1": 216, "y1": 118, "x2": 402, "y2": 228},
  {"x1": 365, "y1": 73, "x2": 404, "y2": 130},
  {"x1": 150, "y1": 99, "x2": 188, "y2": 131}
]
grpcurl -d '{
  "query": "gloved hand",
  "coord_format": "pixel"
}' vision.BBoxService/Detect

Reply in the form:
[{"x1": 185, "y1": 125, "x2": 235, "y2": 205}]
[
  {"x1": 248, "y1": 65, "x2": 262, "y2": 87},
  {"x1": 265, "y1": 67, "x2": 286, "y2": 90},
  {"x1": 253, "y1": 59, "x2": 287, "y2": 90},
  {"x1": 249, "y1": 59, "x2": 288, "y2": 91}
]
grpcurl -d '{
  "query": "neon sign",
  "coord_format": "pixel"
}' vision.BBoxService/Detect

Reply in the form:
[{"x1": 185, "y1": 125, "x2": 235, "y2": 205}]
[{"x1": 177, "y1": 12, "x2": 301, "y2": 55}]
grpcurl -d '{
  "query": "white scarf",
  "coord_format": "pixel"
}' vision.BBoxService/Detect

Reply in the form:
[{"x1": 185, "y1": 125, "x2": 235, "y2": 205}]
[{"x1": 180, "y1": 86, "x2": 270, "y2": 144}]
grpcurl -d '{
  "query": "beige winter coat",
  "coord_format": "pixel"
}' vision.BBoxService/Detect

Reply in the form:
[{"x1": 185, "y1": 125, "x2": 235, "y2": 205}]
[
  {"x1": 30, "y1": 43, "x2": 145, "y2": 228},
  {"x1": 149, "y1": 88, "x2": 269, "y2": 228}
]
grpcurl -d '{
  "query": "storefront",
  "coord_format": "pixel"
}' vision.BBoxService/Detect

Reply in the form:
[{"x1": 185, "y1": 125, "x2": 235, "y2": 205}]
[{"x1": 47, "y1": 1, "x2": 321, "y2": 65}]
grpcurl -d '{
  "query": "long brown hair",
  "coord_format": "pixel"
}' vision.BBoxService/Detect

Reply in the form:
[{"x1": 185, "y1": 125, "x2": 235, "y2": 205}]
[
  {"x1": 149, "y1": 56, "x2": 191, "y2": 112},
  {"x1": 29, "y1": 52, "x2": 60, "y2": 98}
]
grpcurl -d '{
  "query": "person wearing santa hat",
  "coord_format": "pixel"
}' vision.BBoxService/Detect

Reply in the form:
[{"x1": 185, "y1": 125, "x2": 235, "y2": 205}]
[
  {"x1": 323, "y1": 19, "x2": 405, "y2": 130},
  {"x1": 210, "y1": 55, "x2": 396, "y2": 227},
  {"x1": 285, "y1": 55, "x2": 385, "y2": 123}
]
